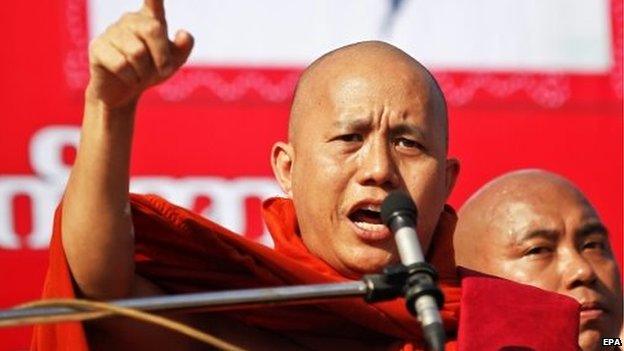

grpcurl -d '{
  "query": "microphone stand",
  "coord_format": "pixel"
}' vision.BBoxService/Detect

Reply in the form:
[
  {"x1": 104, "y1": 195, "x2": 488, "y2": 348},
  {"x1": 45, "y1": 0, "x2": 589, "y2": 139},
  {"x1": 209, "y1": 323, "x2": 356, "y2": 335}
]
[
  {"x1": 0, "y1": 281, "x2": 369, "y2": 326},
  {"x1": 0, "y1": 266, "x2": 441, "y2": 340}
]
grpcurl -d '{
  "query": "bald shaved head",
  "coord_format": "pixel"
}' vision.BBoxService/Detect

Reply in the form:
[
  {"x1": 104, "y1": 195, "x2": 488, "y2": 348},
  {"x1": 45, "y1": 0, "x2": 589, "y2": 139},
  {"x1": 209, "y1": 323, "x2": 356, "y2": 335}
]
[
  {"x1": 454, "y1": 169, "x2": 622, "y2": 350},
  {"x1": 289, "y1": 41, "x2": 448, "y2": 151},
  {"x1": 454, "y1": 169, "x2": 589, "y2": 269},
  {"x1": 271, "y1": 40, "x2": 459, "y2": 278}
]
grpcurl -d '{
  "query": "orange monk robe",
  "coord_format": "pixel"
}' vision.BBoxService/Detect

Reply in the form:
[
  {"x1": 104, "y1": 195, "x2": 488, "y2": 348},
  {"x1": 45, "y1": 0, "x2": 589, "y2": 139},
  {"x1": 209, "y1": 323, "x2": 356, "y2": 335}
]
[
  {"x1": 31, "y1": 194, "x2": 581, "y2": 350},
  {"x1": 32, "y1": 194, "x2": 461, "y2": 351}
]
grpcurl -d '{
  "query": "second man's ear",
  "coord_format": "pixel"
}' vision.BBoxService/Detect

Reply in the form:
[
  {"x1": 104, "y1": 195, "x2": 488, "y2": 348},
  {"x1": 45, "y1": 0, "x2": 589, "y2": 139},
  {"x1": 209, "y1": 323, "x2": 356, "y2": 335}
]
[
  {"x1": 270, "y1": 142, "x2": 295, "y2": 197},
  {"x1": 444, "y1": 158, "x2": 460, "y2": 199}
]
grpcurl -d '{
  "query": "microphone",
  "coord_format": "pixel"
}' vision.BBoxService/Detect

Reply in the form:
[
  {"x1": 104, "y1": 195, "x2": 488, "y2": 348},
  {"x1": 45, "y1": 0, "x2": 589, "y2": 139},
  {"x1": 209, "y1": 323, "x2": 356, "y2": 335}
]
[{"x1": 381, "y1": 191, "x2": 445, "y2": 351}]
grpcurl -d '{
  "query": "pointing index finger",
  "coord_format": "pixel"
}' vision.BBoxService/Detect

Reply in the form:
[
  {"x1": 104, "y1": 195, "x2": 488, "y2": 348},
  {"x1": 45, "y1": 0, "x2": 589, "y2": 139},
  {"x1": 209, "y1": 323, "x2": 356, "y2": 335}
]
[{"x1": 143, "y1": 0, "x2": 165, "y2": 20}]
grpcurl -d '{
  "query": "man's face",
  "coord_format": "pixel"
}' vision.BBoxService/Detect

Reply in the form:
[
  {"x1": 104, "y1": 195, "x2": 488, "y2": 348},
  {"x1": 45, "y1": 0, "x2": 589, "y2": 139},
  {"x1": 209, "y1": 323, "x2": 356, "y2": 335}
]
[
  {"x1": 287, "y1": 62, "x2": 457, "y2": 278},
  {"x1": 485, "y1": 188, "x2": 622, "y2": 351}
]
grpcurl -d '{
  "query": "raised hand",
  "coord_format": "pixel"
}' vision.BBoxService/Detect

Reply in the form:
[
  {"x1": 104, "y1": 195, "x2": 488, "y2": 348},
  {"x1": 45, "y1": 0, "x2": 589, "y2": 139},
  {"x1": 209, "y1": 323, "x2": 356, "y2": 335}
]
[
  {"x1": 86, "y1": 0, "x2": 194, "y2": 109},
  {"x1": 62, "y1": 0, "x2": 195, "y2": 303}
]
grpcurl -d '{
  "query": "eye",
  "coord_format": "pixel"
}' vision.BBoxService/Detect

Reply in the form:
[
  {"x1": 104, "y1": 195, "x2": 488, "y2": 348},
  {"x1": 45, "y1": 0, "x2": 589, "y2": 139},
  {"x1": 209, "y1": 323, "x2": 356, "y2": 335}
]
[
  {"x1": 393, "y1": 137, "x2": 423, "y2": 150},
  {"x1": 333, "y1": 134, "x2": 363, "y2": 142},
  {"x1": 524, "y1": 246, "x2": 553, "y2": 257},
  {"x1": 582, "y1": 240, "x2": 607, "y2": 252}
]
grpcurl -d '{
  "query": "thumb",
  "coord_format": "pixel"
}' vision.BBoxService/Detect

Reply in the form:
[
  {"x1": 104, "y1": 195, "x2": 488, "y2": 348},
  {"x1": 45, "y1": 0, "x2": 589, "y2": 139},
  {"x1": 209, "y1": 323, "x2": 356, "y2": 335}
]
[{"x1": 170, "y1": 30, "x2": 194, "y2": 68}]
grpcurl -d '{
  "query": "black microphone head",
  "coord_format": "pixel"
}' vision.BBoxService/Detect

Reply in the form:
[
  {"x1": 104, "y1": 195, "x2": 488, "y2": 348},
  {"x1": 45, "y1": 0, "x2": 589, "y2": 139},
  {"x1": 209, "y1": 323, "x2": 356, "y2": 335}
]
[{"x1": 381, "y1": 191, "x2": 418, "y2": 225}]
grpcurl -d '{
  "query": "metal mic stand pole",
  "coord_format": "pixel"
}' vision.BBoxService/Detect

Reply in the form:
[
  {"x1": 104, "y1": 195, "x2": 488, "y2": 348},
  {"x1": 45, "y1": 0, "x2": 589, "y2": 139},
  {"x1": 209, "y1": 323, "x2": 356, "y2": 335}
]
[
  {"x1": 0, "y1": 282, "x2": 365, "y2": 326},
  {"x1": 381, "y1": 191, "x2": 446, "y2": 351},
  {"x1": 0, "y1": 269, "x2": 412, "y2": 328}
]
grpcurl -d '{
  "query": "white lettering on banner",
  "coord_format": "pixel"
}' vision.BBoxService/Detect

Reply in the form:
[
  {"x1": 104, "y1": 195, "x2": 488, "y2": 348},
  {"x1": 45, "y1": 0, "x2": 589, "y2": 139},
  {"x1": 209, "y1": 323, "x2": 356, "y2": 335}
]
[
  {"x1": 30, "y1": 126, "x2": 80, "y2": 182},
  {"x1": 0, "y1": 126, "x2": 282, "y2": 250},
  {"x1": 0, "y1": 178, "x2": 62, "y2": 249}
]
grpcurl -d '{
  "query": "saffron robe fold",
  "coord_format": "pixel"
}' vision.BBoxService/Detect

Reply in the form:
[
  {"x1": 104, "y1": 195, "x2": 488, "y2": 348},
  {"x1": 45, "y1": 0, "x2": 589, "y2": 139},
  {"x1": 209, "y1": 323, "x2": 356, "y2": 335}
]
[{"x1": 31, "y1": 194, "x2": 580, "y2": 350}]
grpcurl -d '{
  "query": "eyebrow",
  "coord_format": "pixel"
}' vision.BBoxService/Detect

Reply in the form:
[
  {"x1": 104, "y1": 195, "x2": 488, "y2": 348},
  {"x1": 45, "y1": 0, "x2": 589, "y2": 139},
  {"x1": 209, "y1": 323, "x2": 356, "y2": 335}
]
[
  {"x1": 516, "y1": 228, "x2": 559, "y2": 242},
  {"x1": 575, "y1": 222, "x2": 608, "y2": 238},
  {"x1": 389, "y1": 124, "x2": 426, "y2": 140},
  {"x1": 332, "y1": 118, "x2": 371, "y2": 131},
  {"x1": 332, "y1": 118, "x2": 426, "y2": 138}
]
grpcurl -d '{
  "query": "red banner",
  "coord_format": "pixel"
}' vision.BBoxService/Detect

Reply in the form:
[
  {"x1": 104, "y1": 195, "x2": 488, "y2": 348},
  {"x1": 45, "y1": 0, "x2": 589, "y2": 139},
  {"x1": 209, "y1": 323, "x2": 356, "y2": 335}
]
[{"x1": 0, "y1": 0, "x2": 621, "y2": 349}]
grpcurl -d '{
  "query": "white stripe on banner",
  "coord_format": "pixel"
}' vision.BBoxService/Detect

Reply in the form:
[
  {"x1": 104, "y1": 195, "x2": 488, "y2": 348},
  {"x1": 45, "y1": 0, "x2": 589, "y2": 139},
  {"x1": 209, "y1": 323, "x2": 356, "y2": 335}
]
[{"x1": 88, "y1": 0, "x2": 612, "y2": 72}]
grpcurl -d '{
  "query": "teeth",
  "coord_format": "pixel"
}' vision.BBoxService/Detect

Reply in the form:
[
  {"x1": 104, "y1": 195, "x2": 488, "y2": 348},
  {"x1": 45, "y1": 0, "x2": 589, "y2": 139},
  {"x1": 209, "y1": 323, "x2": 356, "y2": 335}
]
[
  {"x1": 353, "y1": 221, "x2": 385, "y2": 231},
  {"x1": 361, "y1": 204, "x2": 380, "y2": 212}
]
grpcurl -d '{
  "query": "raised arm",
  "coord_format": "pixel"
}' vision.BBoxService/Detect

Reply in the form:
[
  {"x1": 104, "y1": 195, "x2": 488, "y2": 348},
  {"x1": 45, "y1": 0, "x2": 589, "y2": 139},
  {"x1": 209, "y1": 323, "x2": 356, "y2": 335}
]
[{"x1": 61, "y1": 0, "x2": 194, "y2": 299}]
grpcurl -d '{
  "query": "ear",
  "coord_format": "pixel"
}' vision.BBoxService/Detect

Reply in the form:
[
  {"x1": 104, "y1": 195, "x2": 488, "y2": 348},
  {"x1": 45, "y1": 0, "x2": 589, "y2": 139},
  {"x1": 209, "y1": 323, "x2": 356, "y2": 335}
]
[
  {"x1": 444, "y1": 157, "x2": 460, "y2": 198},
  {"x1": 271, "y1": 141, "x2": 295, "y2": 197}
]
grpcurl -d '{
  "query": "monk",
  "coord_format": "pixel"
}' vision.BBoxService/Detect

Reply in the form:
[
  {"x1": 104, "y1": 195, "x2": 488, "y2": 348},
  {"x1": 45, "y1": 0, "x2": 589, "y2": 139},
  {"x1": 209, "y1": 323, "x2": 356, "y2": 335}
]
[
  {"x1": 454, "y1": 169, "x2": 623, "y2": 351},
  {"x1": 32, "y1": 0, "x2": 463, "y2": 350}
]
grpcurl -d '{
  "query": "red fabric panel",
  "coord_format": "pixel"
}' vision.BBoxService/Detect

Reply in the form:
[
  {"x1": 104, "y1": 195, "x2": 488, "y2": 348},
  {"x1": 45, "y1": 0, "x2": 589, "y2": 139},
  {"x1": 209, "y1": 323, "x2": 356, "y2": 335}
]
[{"x1": 458, "y1": 269, "x2": 580, "y2": 351}]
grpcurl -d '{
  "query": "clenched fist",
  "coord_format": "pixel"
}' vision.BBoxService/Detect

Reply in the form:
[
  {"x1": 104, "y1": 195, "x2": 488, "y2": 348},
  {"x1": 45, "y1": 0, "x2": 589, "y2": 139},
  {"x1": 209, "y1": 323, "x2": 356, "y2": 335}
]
[{"x1": 86, "y1": 0, "x2": 194, "y2": 109}]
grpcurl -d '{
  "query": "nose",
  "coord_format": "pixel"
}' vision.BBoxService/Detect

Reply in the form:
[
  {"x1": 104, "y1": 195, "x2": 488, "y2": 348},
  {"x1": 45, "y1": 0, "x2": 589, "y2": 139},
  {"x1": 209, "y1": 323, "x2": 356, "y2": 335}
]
[
  {"x1": 357, "y1": 137, "x2": 400, "y2": 189},
  {"x1": 562, "y1": 250, "x2": 598, "y2": 290}
]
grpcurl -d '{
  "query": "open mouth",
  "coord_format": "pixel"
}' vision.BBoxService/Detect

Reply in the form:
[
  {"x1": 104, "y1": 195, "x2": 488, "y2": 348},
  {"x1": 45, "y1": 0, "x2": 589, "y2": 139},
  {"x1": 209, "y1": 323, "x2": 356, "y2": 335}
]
[{"x1": 347, "y1": 203, "x2": 390, "y2": 240}]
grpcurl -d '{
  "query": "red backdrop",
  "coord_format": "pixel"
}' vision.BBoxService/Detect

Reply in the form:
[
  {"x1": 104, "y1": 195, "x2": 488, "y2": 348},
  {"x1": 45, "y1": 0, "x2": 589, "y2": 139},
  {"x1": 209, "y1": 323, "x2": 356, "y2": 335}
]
[{"x1": 0, "y1": 0, "x2": 621, "y2": 349}]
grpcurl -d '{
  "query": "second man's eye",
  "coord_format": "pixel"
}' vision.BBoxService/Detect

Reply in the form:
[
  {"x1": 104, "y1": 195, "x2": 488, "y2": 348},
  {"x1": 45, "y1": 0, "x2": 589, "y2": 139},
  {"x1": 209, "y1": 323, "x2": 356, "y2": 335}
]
[
  {"x1": 583, "y1": 240, "x2": 607, "y2": 252},
  {"x1": 335, "y1": 134, "x2": 363, "y2": 142},
  {"x1": 394, "y1": 137, "x2": 421, "y2": 149},
  {"x1": 524, "y1": 246, "x2": 553, "y2": 257}
]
